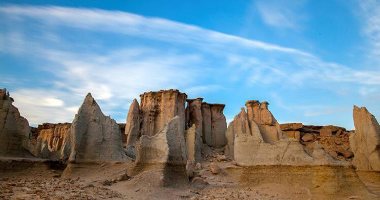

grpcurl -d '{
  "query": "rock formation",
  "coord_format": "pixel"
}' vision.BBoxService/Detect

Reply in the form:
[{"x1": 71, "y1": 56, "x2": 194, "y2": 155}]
[
  {"x1": 227, "y1": 100, "x2": 347, "y2": 166},
  {"x1": 136, "y1": 116, "x2": 187, "y2": 165},
  {"x1": 185, "y1": 98, "x2": 203, "y2": 161},
  {"x1": 201, "y1": 103, "x2": 227, "y2": 148},
  {"x1": 0, "y1": 89, "x2": 30, "y2": 157},
  {"x1": 350, "y1": 106, "x2": 380, "y2": 171},
  {"x1": 68, "y1": 93, "x2": 127, "y2": 163},
  {"x1": 139, "y1": 90, "x2": 187, "y2": 137},
  {"x1": 280, "y1": 123, "x2": 353, "y2": 161},
  {"x1": 125, "y1": 99, "x2": 141, "y2": 147},
  {"x1": 185, "y1": 124, "x2": 197, "y2": 162},
  {"x1": 26, "y1": 123, "x2": 71, "y2": 160},
  {"x1": 245, "y1": 101, "x2": 283, "y2": 143}
]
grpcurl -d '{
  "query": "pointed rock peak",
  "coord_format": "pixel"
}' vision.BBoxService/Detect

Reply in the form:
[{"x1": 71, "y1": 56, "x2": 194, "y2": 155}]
[
  {"x1": 82, "y1": 93, "x2": 97, "y2": 106},
  {"x1": 131, "y1": 98, "x2": 139, "y2": 106}
]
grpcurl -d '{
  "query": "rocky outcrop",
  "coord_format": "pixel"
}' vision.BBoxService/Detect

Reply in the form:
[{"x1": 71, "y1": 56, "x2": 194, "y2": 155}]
[
  {"x1": 0, "y1": 89, "x2": 30, "y2": 157},
  {"x1": 68, "y1": 93, "x2": 127, "y2": 163},
  {"x1": 245, "y1": 101, "x2": 283, "y2": 143},
  {"x1": 210, "y1": 104, "x2": 227, "y2": 147},
  {"x1": 136, "y1": 116, "x2": 187, "y2": 165},
  {"x1": 26, "y1": 123, "x2": 71, "y2": 160},
  {"x1": 201, "y1": 103, "x2": 227, "y2": 148},
  {"x1": 140, "y1": 90, "x2": 187, "y2": 137},
  {"x1": 125, "y1": 99, "x2": 141, "y2": 147},
  {"x1": 227, "y1": 100, "x2": 347, "y2": 166},
  {"x1": 185, "y1": 124, "x2": 197, "y2": 162},
  {"x1": 185, "y1": 98, "x2": 203, "y2": 161},
  {"x1": 350, "y1": 106, "x2": 380, "y2": 171},
  {"x1": 280, "y1": 123, "x2": 353, "y2": 161},
  {"x1": 201, "y1": 103, "x2": 212, "y2": 147}
]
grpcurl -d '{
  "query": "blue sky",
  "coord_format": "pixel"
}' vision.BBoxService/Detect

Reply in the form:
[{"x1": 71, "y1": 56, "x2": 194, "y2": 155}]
[{"x1": 1, "y1": 0, "x2": 379, "y2": 129}]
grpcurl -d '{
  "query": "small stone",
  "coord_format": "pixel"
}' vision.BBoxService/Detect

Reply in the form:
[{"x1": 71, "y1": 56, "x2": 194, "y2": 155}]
[
  {"x1": 209, "y1": 162, "x2": 221, "y2": 174},
  {"x1": 216, "y1": 155, "x2": 227, "y2": 162}
]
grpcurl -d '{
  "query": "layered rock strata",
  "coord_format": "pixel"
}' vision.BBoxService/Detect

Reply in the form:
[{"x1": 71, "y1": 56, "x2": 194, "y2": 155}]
[
  {"x1": 139, "y1": 90, "x2": 187, "y2": 137},
  {"x1": 227, "y1": 100, "x2": 345, "y2": 166},
  {"x1": 350, "y1": 106, "x2": 380, "y2": 171},
  {"x1": 69, "y1": 93, "x2": 127, "y2": 163},
  {"x1": 0, "y1": 89, "x2": 30, "y2": 157},
  {"x1": 26, "y1": 123, "x2": 71, "y2": 160},
  {"x1": 136, "y1": 116, "x2": 187, "y2": 165},
  {"x1": 280, "y1": 123, "x2": 353, "y2": 161}
]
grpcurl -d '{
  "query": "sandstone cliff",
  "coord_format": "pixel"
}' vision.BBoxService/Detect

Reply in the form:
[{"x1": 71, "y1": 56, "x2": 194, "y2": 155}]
[
  {"x1": 0, "y1": 89, "x2": 31, "y2": 157},
  {"x1": 26, "y1": 123, "x2": 71, "y2": 160},
  {"x1": 69, "y1": 93, "x2": 127, "y2": 163},
  {"x1": 140, "y1": 89, "x2": 187, "y2": 137},
  {"x1": 350, "y1": 106, "x2": 380, "y2": 171}
]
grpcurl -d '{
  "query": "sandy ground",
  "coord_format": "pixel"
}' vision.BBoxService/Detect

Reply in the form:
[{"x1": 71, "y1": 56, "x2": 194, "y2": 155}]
[{"x1": 1, "y1": 154, "x2": 379, "y2": 200}]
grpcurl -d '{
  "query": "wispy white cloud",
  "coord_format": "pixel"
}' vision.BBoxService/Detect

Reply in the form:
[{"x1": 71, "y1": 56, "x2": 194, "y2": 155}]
[
  {"x1": 255, "y1": 0, "x2": 307, "y2": 30},
  {"x1": 0, "y1": 4, "x2": 379, "y2": 127},
  {"x1": 357, "y1": 0, "x2": 380, "y2": 63}
]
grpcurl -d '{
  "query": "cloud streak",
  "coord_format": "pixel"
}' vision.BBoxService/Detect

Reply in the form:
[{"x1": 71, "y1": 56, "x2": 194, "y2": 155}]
[{"x1": 0, "y1": 4, "x2": 379, "y2": 127}]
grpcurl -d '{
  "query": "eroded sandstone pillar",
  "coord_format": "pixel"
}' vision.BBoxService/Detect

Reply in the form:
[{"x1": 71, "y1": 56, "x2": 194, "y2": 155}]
[
  {"x1": 350, "y1": 106, "x2": 380, "y2": 171},
  {"x1": 210, "y1": 104, "x2": 227, "y2": 148},
  {"x1": 140, "y1": 89, "x2": 187, "y2": 137},
  {"x1": 245, "y1": 100, "x2": 283, "y2": 143},
  {"x1": 185, "y1": 98, "x2": 203, "y2": 161}
]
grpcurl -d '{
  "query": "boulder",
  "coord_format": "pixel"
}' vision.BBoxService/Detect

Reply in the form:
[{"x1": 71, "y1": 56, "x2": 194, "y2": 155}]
[
  {"x1": 209, "y1": 162, "x2": 221, "y2": 174},
  {"x1": 350, "y1": 106, "x2": 380, "y2": 171},
  {"x1": 0, "y1": 89, "x2": 31, "y2": 157},
  {"x1": 136, "y1": 116, "x2": 187, "y2": 165},
  {"x1": 302, "y1": 133, "x2": 314, "y2": 142},
  {"x1": 68, "y1": 93, "x2": 127, "y2": 163}
]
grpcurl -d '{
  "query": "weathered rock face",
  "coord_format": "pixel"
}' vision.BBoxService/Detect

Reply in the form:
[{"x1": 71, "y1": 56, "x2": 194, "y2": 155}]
[
  {"x1": 227, "y1": 100, "x2": 347, "y2": 166},
  {"x1": 26, "y1": 123, "x2": 71, "y2": 160},
  {"x1": 140, "y1": 90, "x2": 187, "y2": 137},
  {"x1": 136, "y1": 116, "x2": 187, "y2": 165},
  {"x1": 281, "y1": 123, "x2": 353, "y2": 161},
  {"x1": 200, "y1": 103, "x2": 227, "y2": 148},
  {"x1": 350, "y1": 106, "x2": 380, "y2": 171},
  {"x1": 210, "y1": 104, "x2": 227, "y2": 147},
  {"x1": 0, "y1": 89, "x2": 30, "y2": 157},
  {"x1": 201, "y1": 103, "x2": 212, "y2": 146},
  {"x1": 225, "y1": 108, "x2": 262, "y2": 159},
  {"x1": 125, "y1": 99, "x2": 140, "y2": 147},
  {"x1": 185, "y1": 124, "x2": 197, "y2": 162},
  {"x1": 185, "y1": 98, "x2": 203, "y2": 161},
  {"x1": 245, "y1": 101, "x2": 283, "y2": 143},
  {"x1": 69, "y1": 93, "x2": 127, "y2": 163}
]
